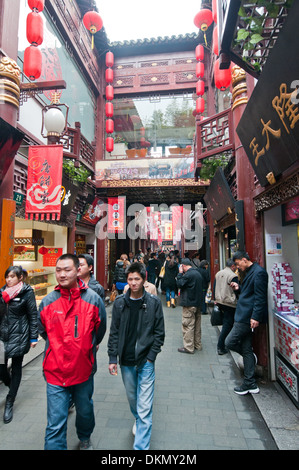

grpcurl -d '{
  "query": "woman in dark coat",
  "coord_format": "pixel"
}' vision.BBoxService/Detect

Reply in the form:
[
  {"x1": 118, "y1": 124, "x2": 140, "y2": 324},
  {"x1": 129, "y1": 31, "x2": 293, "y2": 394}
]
[
  {"x1": 0, "y1": 266, "x2": 38, "y2": 423},
  {"x1": 164, "y1": 255, "x2": 179, "y2": 308}
]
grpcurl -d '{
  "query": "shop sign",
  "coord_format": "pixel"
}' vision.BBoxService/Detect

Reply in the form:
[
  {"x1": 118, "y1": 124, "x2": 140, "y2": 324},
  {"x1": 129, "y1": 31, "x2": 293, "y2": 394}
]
[
  {"x1": 107, "y1": 197, "x2": 126, "y2": 234},
  {"x1": 25, "y1": 145, "x2": 63, "y2": 221},
  {"x1": 42, "y1": 248, "x2": 63, "y2": 267},
  {"x1": 13, "y1": 192, "x2": 24, "y2": 206},
  {"x1": 204, "y1": 167, "x2": 235, "y2": 222},
  {"x1": 61, "y1": 176, "x2": 79, "y2": 216},
  {"x1": 237, "y1": 1, "x2": 299, "y2": 187},
  {"x1": 82, "y1": 198, "x2": 106, "y2": 225}
]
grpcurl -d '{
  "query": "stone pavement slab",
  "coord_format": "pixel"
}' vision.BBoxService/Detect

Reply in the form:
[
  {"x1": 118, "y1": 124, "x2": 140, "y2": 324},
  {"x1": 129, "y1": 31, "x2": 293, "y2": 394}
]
[{"x1": 0, "y1": 296, "x2": 280, "y2": 450}]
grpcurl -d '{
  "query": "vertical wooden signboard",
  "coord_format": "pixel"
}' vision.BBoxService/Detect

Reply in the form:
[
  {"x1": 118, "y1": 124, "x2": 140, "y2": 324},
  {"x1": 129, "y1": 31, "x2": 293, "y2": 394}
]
[{"x1": 0, "y1": 199, "x2": 16, "y2": 287}]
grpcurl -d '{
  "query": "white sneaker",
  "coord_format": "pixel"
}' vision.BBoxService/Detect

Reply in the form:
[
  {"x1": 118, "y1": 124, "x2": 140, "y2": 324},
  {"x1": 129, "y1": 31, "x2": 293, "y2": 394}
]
[
  {"x1": 79, "y1": 439, "x2": 93, "y2": 450},
  {"x1": 132, "y1": 421, "x2": 136, "y2": 436}
]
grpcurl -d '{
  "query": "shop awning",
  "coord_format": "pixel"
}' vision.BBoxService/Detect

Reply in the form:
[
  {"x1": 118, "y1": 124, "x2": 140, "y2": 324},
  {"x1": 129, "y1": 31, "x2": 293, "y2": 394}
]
[{"x1": 204, "y1": 167, "x2": 235, "y2": 222}]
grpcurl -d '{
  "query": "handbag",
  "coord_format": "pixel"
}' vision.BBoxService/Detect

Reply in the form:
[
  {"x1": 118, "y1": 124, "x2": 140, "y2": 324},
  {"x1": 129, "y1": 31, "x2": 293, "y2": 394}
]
[
  {"x1": 210, "y1": 304, "x2": 223, "y2": 326},
  {"x1": 110, "y1": 289, "x2": 117, "y2": 302},
  {"x1": 159, "y1": 261, "x2": 166, "y2": 278}
]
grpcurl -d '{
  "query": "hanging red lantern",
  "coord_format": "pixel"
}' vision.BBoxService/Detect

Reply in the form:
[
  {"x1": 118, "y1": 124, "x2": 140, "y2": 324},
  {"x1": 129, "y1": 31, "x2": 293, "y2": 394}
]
[
  {"x1": 196, "y1": 80, "x2": 205, "y2": 96},
  {"x1": 106, "y1": 84, "x2": 114, "y2": 101},
  {"x1": 106, "y1": 119, "x2": 114, "y2": 134},
  {"x1": 196, "y1": 97, "x2": 205, "y2": 114},
  {"x1": 28, "y1": 0, "x2": 44, "y2": 12},
  {"x1": 105, "y1": 102, "x2": 113, "y2": 117},
  {"x1": 195, "y1": 44, "x2": 204, "y2": 61},
  {"x1": 214, "y1": 58, "x2": 231, "y2": 91},
  {"x1": 212, "y1": 0, "x2": 218, "y2": 24},
  {"x1": 213, "y1": 26, "x2": 219, "y2": 56},
  {"x1": 83, "y1": 11, "x2": 103, "y2": 49},
  {"x1": 194, "y1": 9, "x2": 213, "y2": 45},
  {"x1": 106, "y1": 51, "x2": 114, "y2": 67},
  {"x1": 106, "y1": 136, "x2": 114, "y2": 153},
  {"x1": 23, "y1": 45, "x2": 42, "y2": 81},
  {"x1": 105, "y1": 68, "x2": 114, "y2": 83},
  {"x1": 196, "y1": 61, "x2": 204, "y2": 78},
  {"x1": 26, "y1": 11, "x2": 43, "y2": 45}
]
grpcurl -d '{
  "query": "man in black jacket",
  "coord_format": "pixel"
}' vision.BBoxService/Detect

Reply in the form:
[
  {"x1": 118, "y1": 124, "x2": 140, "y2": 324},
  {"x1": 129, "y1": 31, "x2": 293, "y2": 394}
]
[
  {"x1": 176, "y1": 258, "x2": 204, "y2": 354},
  {"x1": 108, "y1": 262, "x2": 165, "y2": 450},
  {"x1": 225, "y1": 251, "x2": 268, "y2": 395},
  {"x1": 78, "y1": 254, "x2": 105, "y2": 302}
]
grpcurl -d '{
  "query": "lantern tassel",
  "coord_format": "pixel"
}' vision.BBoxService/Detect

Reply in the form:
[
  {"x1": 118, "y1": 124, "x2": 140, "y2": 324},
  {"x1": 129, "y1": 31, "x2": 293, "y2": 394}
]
[
  {"x1": 91, "y1": 34, "x2": 94, "y2": 49},
  {"x1": 204, "y1": 32, "x2": 207, "y2": 47}
]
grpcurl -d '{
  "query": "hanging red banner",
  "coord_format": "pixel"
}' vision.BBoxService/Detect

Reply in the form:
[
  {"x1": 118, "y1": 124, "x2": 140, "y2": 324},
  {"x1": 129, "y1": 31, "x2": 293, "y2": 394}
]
[
  {"x1": 107, "y1": 196, "x2": 126, "y2": 234},
  {"x1": 25, "y1": 145, "x2": 63, "y2": 221},
  {"x1": 82, "y1": 198, "x2": 106, "y2": 225}
]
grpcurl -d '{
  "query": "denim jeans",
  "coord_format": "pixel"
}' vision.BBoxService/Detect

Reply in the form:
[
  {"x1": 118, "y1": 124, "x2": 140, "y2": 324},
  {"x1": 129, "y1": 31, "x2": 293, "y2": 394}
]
[
  {"x1": 121, "y1": 361, "x2": 155, "y2": 450},
  {"x1": 45, "y1": 375, "x2": 95, "y2": 450},
  {"x1": 225, "y1": 322, "x2": 256, "y2": 387},
  {"x1": 217, "y1": 305, "x2": 235, "y2": 351},
  {"x1": 166, "y1": 288, "x2": 175, "y2": 302}
]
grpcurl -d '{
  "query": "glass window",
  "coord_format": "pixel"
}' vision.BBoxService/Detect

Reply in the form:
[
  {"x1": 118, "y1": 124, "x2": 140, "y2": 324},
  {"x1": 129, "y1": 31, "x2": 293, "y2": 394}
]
[{"x1": 109, "y1": 93, "x2": 198, "y2": 159}]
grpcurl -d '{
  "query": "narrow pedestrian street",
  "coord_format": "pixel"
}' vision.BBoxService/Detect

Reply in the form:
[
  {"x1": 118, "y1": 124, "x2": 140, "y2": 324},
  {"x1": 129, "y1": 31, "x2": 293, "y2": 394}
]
[{"x1": 0, "y1": 295, "x2": 279, "y2": 451}]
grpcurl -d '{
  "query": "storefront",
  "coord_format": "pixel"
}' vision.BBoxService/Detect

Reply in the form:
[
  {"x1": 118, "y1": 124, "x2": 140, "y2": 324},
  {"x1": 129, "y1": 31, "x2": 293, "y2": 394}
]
[{"x1": 13, "y1": 217, "x2": 68, "y2": 306}]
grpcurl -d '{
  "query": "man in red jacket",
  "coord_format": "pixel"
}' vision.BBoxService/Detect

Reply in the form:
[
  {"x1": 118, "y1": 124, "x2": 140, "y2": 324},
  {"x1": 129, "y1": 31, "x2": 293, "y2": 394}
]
[{"x1": 38, "y1": 254, "x2": 106, "y2": 450}]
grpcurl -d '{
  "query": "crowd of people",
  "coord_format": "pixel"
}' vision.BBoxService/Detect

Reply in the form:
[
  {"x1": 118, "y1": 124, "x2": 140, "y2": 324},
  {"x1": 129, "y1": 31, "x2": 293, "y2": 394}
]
[{"x1": 0, "y1": 247, "x2": 268, "y2": 450}]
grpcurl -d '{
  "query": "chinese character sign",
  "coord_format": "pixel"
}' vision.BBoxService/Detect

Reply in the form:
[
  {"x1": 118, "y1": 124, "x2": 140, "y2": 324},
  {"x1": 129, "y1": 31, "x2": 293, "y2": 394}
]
[
  {"x1": 107, "y1": 197, "x2": 126, "y2": 234},
  {"x1": 25, "y1": 145, "x2": 63, "y2": 221}
]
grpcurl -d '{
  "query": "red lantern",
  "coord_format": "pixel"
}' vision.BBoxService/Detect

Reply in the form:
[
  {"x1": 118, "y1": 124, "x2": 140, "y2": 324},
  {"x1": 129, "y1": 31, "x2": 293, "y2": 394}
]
[
  {"x1": 105, "y1": 102, "x2": 113, "y2": 117},
  {"x1": 212, "y1": 0, "x2": 218, "y2": 24},
  {"x1": 106, "y1": 51, "x2": 114, "y2": 67},
  {"x1": 196, "y1": 61, "x2": 204, "y2": 78},
  {"x1": 106, "y1": 137, "x2": 114, "y2": 153},
  {"x1": 214, "y1": 58, "x2": 231, "y2": 91},
  {"x1": 28, "y1": 0, "x2": 44, "y2": 12},
  {"x1": 196, "y1": 97, "x2": 205, "y2": 114},
  {"x1": 195, "y1": 44, "x2": 204, "y2": 61},
  {"x1": 105, "y1": 68, "x2": 114, "y2": 83},
  {"x1": 213, "y1": 26, "x2": 219, "y2": 56},
  {"x1": 23, "y1": 45, "x2": 42, "y2": 81},
  {"x1": 83, "y1": 11, "x2": 103, "y2": 49},
  {"x1": 106, "y1": 119, "x2": 114, "y2": 134},
  {"x1": 194, "y1": 9, "x2": 213, "y2": 45},
  {"x1": 26, "y1": 11, "x2": 43, "y2": 45},
  {"x1": 106, "y1": 84, "x2": 114, "y2": 101},
  {"x1": 196, "y1": 80, "x2": 205, "y2": 96}
]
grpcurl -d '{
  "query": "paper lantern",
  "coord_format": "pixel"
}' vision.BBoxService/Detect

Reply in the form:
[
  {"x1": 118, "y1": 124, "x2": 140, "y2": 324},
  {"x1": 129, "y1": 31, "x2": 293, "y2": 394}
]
[
  {"x1": 83, "y1": 11, "x2": 103, "y2": 49},
  {"x1": 196, "y1": 97, "x2": 205, "y2": 114},
  {"x1": 105, "y1": 68, "x2": 114, "y2": 83},
  {"x1": 195, "y1": 44, "x2": 204, "y2": 61},
  {"x1": 214, "y1": 58, "x2": 231, "y2": 91},
  {"x1": 106, "y1": 51, "x2": 114, "y2": 67},
  {"x1": 28, "y1": 0, "x2": 44, "y2": 12},
  {"x1": 213, "y1": 26, "x2": 219, "y2": 56},
  {"x1": 196, "y1": 80, "x2": 205, "y2": 96},
  {"x1": 194, "y1": 9, "x2": 213, "y2": 45},
  {"x1": 106, "y1": 119, "x2": 114, "y2": 134},
  {"x1": 106, "y1": 137, "x2": 114, "y2": 153},
  {"x1": 23, "y1": 45, "x2": 42, "y2": 81},
  {"x1": 196, "y1": 61, "x2": 204, "y2": 78},
  {"x1": 212, "y1": 0, "x2": 218, "y2": 24},
  {"x1": 105, "y1": 102, "x2": 113, "y2": 117},
  {"x1": 26, "y1": 11, "x2": 43, "y2": 45},
  {"x1": 106, "y1": 84, "x2": 114, "y2": 101}
]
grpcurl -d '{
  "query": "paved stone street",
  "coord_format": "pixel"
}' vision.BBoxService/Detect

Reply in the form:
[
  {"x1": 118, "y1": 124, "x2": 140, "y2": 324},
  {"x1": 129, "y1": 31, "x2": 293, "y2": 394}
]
[{"x1": 0, "y1": 296, "x2": 278, "y2": 450}]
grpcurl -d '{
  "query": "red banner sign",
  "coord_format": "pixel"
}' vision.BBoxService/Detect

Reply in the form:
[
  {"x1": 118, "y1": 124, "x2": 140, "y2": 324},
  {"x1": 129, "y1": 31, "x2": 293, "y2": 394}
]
[
  {"x1": 25, "y1": 145, "x2": 63, "y2": 221},
  {"x1": 107, "y1": 197, "x2": 126, "y2": 233}
]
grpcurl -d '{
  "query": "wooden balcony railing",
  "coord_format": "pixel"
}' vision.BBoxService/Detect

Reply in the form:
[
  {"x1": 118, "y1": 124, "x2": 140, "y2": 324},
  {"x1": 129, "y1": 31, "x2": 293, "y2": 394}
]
[{"x1": 62, "y1": 121, "x2": 95, "y2": 173}]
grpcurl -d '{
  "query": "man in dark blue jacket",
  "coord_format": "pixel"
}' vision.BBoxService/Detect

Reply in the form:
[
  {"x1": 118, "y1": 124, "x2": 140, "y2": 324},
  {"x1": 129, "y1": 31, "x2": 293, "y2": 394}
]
[{"x1": 225, "y1": 251, "x2": 268, "y2": 395}]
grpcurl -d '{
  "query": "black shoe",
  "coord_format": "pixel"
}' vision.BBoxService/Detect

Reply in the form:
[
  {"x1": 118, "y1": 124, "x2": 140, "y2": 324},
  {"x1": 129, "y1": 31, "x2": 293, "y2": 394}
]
[
  {"x1": 178, "y1": 347, "x2": 194, "y2": 354},
  {"x1": 217, "y1": 348, "x2": 228, "y2": 355},
  {"x1": 234, "y1": 384, "x2": 259, "y2": 395},
  {"x1": 3, "y1": 396, "x2": 14, "y2": 424}
]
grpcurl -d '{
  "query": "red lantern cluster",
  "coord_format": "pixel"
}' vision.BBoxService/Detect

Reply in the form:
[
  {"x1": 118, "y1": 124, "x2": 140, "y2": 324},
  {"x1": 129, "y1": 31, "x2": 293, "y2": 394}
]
[
  {"x1": 83, "y1": 10, "x2": 103, "y2": 49},
  {"x1": 105, "y1": 51, "x2": 114, "y2": 153},
  {"x1": 23, "y1": 0, "x2": 44, "y2": 81},
  {"x1": 194, "y1": 43, "x2": 205, "y2": 116}
]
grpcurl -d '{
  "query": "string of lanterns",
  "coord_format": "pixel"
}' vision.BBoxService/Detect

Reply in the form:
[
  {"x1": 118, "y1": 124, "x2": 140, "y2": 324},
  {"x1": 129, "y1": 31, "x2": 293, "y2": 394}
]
[
  {"x1": 193, "y1": 0, "x2": 232, "y2": 117},
  {"x1": 23, "y1": 0, "x2": 44, "y2": 81},
  {"x1": 105, "y1": 51, "x2": 114, "y2": 153}
]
